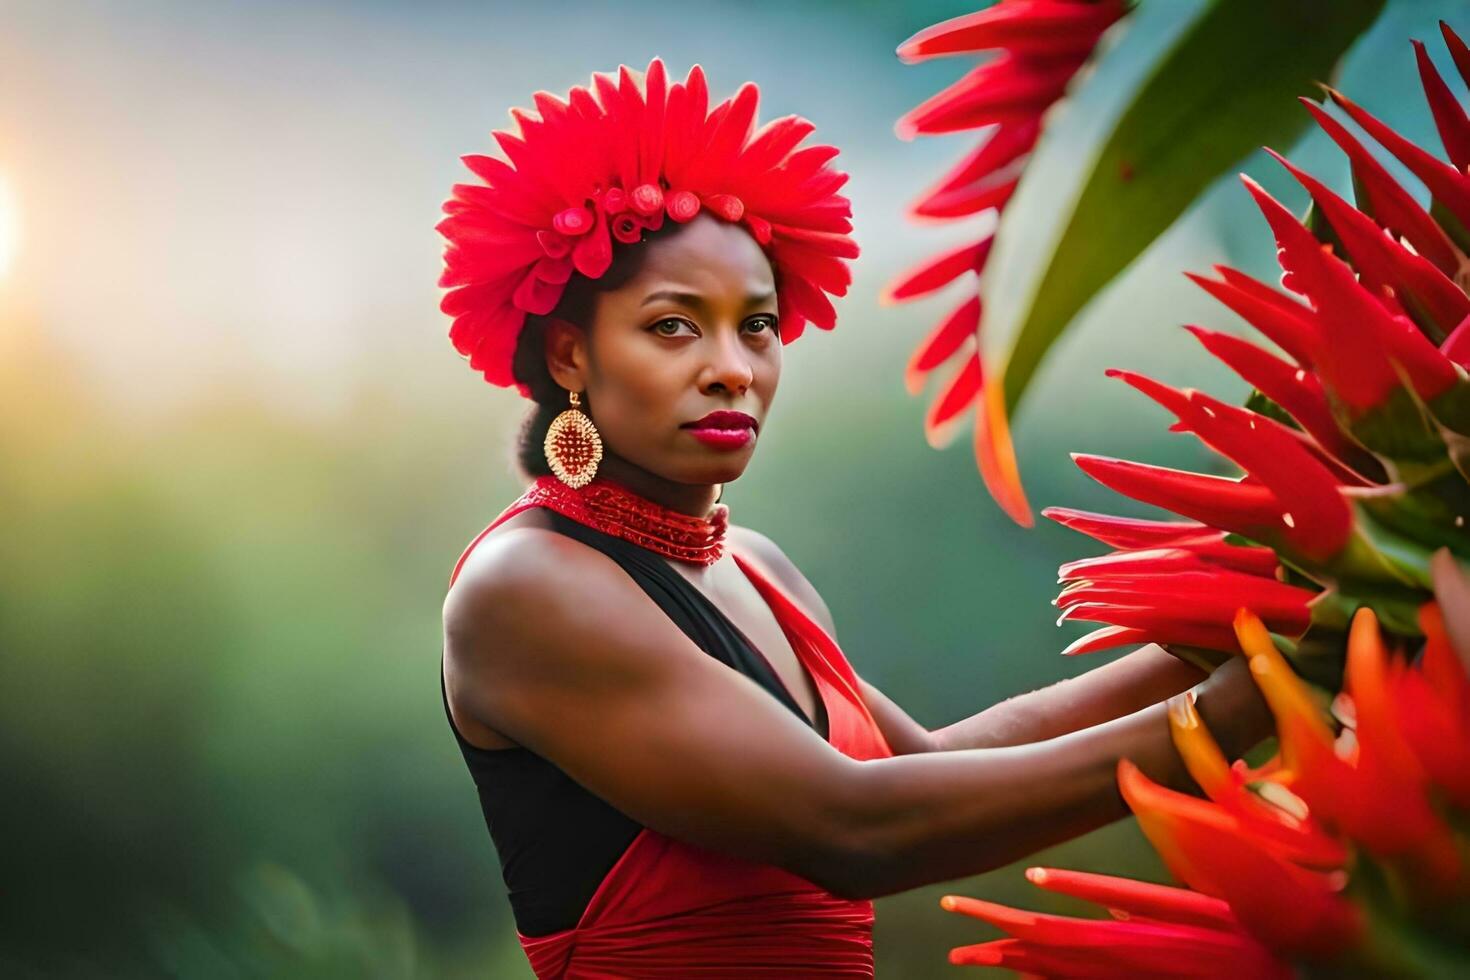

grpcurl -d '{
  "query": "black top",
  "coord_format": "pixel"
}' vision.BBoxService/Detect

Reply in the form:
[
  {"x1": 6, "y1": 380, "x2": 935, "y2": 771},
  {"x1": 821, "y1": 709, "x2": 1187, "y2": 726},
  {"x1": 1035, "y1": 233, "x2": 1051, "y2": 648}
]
[{"x1": 441, "y1": 509, "x2": 829, "y2": 937}]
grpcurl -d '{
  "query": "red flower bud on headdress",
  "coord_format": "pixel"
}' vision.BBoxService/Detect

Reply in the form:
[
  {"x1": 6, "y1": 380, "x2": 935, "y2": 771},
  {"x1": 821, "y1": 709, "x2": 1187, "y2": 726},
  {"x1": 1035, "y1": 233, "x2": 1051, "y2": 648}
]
[
  {"x1": 601, "y1": 187, "x2": 628, "y2": 214},
  {"x1": 665, "y1": 189, "x2": 701, "y2": 223},
  {"x1": 437, "y1": 58, "x2": 859, "y2": 391},
  {"x1": 629, "y1": 182, "x2": 664, "y2": 216},
  {"x1": 704, "y1": 193, "x2": 745, "y2": 222},
  {"x1": 552, "y1": 206, "x2": 594, "y2": 237},
  {"x1": 610, "y1": 212, "x2": 644, "y2": 245}
]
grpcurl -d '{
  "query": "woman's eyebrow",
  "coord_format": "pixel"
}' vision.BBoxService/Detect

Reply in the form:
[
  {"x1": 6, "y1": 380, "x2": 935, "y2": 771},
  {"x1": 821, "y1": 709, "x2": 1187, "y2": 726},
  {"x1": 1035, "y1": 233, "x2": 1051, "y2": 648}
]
[
  {"x1": 640, "y1": 288, "x2": 777, "y2": 309},
  {"x1": 640, "y1": 289, "x2": 705, "y2": 310}
]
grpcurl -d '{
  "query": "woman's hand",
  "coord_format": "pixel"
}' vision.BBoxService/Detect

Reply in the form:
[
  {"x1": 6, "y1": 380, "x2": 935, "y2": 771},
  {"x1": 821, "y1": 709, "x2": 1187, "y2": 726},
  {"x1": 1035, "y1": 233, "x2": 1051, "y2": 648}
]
[{"x1": 1191, "y1": 654, "x2": 1275, "y2": 767}]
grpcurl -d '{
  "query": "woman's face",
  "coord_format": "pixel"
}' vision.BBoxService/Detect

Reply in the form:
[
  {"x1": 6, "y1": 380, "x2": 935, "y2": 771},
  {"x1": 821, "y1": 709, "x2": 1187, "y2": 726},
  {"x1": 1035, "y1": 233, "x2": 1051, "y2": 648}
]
[{"x1": 548, "y1": 212, "x2": 781, "y2": 486}]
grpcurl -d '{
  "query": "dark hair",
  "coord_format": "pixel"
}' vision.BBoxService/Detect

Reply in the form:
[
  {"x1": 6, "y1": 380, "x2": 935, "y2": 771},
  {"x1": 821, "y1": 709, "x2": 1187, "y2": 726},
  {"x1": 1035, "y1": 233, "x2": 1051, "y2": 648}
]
[{"x1": 510, "y1": 219, "x2": 685, "y2": 480}]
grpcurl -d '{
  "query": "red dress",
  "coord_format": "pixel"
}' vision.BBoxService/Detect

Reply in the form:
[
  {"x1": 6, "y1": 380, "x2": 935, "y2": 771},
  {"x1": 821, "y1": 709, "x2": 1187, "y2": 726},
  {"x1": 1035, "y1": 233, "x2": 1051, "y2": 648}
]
[{"x1": 450, "y1": 489, "x2": 894, "y2": 978}]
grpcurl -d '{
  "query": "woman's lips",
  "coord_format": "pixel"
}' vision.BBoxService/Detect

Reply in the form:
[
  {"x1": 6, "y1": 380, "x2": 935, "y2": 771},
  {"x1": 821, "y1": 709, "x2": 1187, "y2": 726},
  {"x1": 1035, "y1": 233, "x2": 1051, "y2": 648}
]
[
  {"x1": 684, "y1": 425, "x2": 754, "y2": 450},
  {"x1": 682, "y1": 410, "x2": 757, "y2": 450}
]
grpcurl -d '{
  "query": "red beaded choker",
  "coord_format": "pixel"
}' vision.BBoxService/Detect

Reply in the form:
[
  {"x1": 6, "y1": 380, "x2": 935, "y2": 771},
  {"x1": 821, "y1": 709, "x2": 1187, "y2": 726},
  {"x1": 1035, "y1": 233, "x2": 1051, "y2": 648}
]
[{"x1": 518, "y1": 474, "x2": 729, "y2": 565}]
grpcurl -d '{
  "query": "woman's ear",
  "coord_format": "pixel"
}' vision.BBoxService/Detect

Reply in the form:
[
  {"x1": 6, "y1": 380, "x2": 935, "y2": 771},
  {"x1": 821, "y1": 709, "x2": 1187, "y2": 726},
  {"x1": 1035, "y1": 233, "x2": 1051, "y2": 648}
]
[{"x1": 543, "y1": 316, "x2": 588, "y2": 392}]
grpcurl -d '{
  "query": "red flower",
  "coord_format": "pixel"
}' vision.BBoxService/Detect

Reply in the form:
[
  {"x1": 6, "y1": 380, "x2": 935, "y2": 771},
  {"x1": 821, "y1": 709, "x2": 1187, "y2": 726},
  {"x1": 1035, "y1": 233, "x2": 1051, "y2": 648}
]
[
  {"x1": 1241, "y1": 608, "x2": 1465, "y2": 899},
  {"x1": 1238, "y1": 175, "x2": 1458, "y2": 413},
  {"x1": 887, "y1": 0, "x2": 1130, "y2": 525},
  {"x1": 1045, "y1": 24, "x2": 1470, "y2": 667},
  {"x1": 437, "y1": 59, "x2": 859, "y2": 394},
  {"x1": 941, "y1": 25, "x2": 1470, "y2": 977},
  {"x1": 1056, "y1": 562, "x2": 1316, "y2": 658},
  {"x1": 943, "y1": 600, "x2": 1470, "y2": 974},
  {"x1": 941, "y1": 887, "x2": 1290, "y2": 978}
]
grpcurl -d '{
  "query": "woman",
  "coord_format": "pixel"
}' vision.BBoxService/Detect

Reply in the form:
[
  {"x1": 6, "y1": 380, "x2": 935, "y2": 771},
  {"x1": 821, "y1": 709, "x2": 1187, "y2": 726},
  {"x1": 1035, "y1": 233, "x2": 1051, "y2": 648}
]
[{"x1": 438, "y1": 58, "x2": 1272, "y2": 978}]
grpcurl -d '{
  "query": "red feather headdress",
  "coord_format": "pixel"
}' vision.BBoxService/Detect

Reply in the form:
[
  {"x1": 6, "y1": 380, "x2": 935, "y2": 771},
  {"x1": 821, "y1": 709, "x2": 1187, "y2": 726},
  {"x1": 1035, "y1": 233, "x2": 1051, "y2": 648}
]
[{"x1": 436, "y1": 57, "x2": 860, "y2": 396}]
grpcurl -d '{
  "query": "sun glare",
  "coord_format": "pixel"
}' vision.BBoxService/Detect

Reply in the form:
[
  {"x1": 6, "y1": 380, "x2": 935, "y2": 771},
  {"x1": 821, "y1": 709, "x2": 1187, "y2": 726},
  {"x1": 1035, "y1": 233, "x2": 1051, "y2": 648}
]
[{"x1": 0, "y1": 174, "x2": 19, "y2": 280}]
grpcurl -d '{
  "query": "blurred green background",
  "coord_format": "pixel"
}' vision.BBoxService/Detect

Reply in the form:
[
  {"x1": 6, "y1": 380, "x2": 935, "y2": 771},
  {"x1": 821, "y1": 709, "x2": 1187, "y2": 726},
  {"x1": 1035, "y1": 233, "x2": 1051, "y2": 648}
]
[{"x1": 0, "y1": 1, "x2": 1458, "y2": 976}]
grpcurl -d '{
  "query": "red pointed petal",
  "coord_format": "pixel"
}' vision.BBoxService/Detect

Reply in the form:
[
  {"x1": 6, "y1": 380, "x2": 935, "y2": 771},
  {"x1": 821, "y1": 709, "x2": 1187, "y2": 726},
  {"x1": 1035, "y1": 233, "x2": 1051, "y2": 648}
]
[
  {"x1": 1042, "y1": 507, "x2": 1215, "y2": 549},
  {"x1": 1168, "y1": 695, "x2": 1348, "y2": 869},
  {"x1": 897, "y1": 0, "x2": 1126, "y2": 63},
  {"x1": 1301, "y1": 97, "x2": 1462, "y2": 274},
  {"x1": 911, "y1": 174, "x2": 1019, "y2": 219},
  {"x1": 1397, "y1": 666, "x2": 1470, "y2": 812},
  {"x1": 974, "y1": 369, "x2": 1034, "y2": 526},
  {"x1": 896, "y1": 55, "x2": 1078, "y2": 138},
  {"x1": 1415, "y1": 39, "x2": 1470, "y2": 172},
  {"x1": 1056, "y1": 569, "x2": 1312, "y2": 613},
  {"x1": 880, "y1": 238, "x2": 991, "y2": 304},
  {"x1": 1057, "y1": 571, "x2": 1315, "y2": 629},
  {"x1": 1444, "y1": 21, "x2": 1470, "y2": 88},
  {"x1": 1061, "y1": 625, "x2": 1153, "y2": 657},
  {"x1": 1241, "y1": 175, "x2": 1459, "y2": 410},
  {"x1": 949, "y1": 934, "x2": 1288, "y2": 979},
  {"x1": 1418, "y1": 601, "x2": 1470, "y2": 712},
  {"x1": 917, "y1": 120, "x2": 1041, "y2": 201},
  {"x1": 1059, "y1": 544, "x2": 1280, "y2": 582},
  {"x1": 1024, "y1": 866, "x2": 1239, "y2": 931},
  {"x1": 1327, "y1": 86, "x2": 1470, "y2": 230},
  {"x1": 1059, "y1": 604, "x2": 1273, "y2": 653},
  {"x1": 923, "y1": 350, "x2": 983, "y2": 446},
  {"x1": 1071, "y1": 453, "x2": 1295, "y2": 549},
  {"x1": 905, "y1": 295, "x2": 981, "y2": 394},
  {"x1": 1108, "y1": 369, "x2": 1353, "y2": 560},
  {"x1": 1266, "y1": 149, "x2": 1470, "y2": 339},
  {"x1": 1185, "y1": 270, "x2": 1321, "y2": 367},
  {"x1": 765, "y1": 223, "x2": 860, "y2": 259},
  {"x1": 1181, "y1": 325, "x2": 1365, "y2": 471},
  {"x1": 1337, "y1": 610, "x2": 1465, "y2": 890},
  {"x1": 1346, "y1": 609, "x2": 1423, "y2": 780},
  {"x1": 1234, "y1": 610, "x2": 1339, "y2": 771},
  {"x1": 940, "y1": 892, "x2": 1255, "y2": 955},
  {"x1": 1402, "y1": 604, "x2": 1470, "y2": 809},
  {"x1": 1117, "y1": 760, "x2": 1363, "y2": 958},
  {"x1": 742, "y1": 115, "x2": 815, "y2": 173},
  {"x1": 1442, "y1": 313, "x2": 1470, "y2": 366}
]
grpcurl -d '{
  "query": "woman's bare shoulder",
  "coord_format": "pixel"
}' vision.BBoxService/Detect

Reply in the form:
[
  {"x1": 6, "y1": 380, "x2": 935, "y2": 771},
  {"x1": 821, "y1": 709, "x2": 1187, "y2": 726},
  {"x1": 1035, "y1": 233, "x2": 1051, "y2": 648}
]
[
  {"x1": 728, "y1": 522, "x2": 783, "y2": 568},
  {"x1": 443, "y1": 509, "x2": 625, "y2": 642}
]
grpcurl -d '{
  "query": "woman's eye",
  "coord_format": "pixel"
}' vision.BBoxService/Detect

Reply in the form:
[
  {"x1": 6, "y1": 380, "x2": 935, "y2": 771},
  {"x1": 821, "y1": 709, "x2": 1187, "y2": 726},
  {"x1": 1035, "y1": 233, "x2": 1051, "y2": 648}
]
[
  {"x1": 650, "y1": 317, "x2": 696, "y2": 337},
  {"x1": 648, "y1": 316, "x2": 776, "y2": 337}
]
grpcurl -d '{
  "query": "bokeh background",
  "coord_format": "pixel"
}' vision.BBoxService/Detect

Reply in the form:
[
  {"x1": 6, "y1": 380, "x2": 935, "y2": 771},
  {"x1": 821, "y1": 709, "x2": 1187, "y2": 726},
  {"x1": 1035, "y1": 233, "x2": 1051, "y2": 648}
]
[{"x1": 1, "y1": 1, "x2": 1459, "y2": 976}]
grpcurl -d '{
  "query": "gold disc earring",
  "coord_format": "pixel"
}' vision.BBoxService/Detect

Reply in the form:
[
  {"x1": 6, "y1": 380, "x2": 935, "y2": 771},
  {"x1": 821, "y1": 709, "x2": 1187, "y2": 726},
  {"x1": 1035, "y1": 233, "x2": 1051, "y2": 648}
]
[{"x1": 544, "y1": 389, "x2": 603, "y2": 488}]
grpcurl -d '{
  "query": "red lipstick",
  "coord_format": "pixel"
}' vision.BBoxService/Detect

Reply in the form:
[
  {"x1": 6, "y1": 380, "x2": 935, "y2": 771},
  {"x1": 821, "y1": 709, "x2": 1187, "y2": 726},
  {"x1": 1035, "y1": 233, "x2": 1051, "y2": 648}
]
[{"x1": 681, "y1": 410, "x2": 758, "y2": 450}]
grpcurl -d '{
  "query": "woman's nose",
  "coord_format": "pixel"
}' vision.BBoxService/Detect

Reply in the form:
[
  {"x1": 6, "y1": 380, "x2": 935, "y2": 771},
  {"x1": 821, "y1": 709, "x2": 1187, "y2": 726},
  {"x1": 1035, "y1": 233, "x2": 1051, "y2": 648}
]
[{"x1": 702, "y1": 329, "x2": 755, "y2": 393}]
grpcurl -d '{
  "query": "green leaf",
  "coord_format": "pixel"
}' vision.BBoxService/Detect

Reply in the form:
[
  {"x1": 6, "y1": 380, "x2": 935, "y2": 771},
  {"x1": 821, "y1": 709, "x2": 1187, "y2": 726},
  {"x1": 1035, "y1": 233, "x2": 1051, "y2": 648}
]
[
  {"x1": 991, "y1": 0, "x2": 1387, "y2": 416},
  {"x1": 1244, "y1": 388, "x2": 1301, "y2": 430},
  {"x1": 1431, "y1": 197, "x2": 1470, "y2": 255},
  {"x1": 1242, "y1": 734, "x2": 1279, "y2": 770},
  {"x1": 1348, "y1": 384, "x2": 1449, "y2": 472},
  {"x1": 1280, "y1": 621, "x2": 1348, "y2": 692},
  {"x1": 1305, "y1": 198, "x2": 1347, "y2": 260}
]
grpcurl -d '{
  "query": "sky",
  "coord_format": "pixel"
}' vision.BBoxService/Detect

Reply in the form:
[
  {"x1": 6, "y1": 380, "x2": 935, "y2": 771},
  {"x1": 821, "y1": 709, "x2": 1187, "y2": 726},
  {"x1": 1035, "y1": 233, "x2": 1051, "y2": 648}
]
[
  {"x1": 0, "y1": 0, "x2": 981, "y2": 425},
  {"x1": 0, "y1": 0, "x2": 1460, "y2": 438}
]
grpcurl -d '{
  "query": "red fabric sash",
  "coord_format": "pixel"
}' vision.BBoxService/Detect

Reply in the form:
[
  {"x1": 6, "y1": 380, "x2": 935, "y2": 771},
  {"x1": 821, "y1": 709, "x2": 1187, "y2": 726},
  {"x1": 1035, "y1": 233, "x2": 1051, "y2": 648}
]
[{"x1": 452, "y1": 487, "x2": 893, "y2": 978}]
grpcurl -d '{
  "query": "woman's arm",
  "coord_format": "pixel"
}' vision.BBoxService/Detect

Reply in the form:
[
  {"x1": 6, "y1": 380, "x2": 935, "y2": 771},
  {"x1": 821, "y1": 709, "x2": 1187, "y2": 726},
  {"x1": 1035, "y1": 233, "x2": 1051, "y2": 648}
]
[
  {"x1": 730, "y1": 526, "x2": 1207, "y2": 753},
  {"x1": 443, "y1": 526, "x2": 1272, "y2": 902},
  {"x1": 927, "y1": 644, "x2": 1207, "y2": 750},
  {"x1": 837, "y1": 654, "x2": 1266, "y2": 898},
  {"x1": 856, "y1": 646, "x2": 1206, "y2": 754}
]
